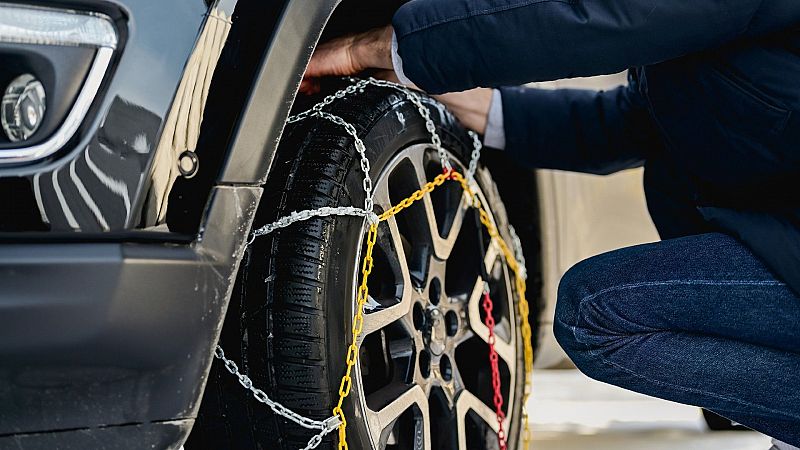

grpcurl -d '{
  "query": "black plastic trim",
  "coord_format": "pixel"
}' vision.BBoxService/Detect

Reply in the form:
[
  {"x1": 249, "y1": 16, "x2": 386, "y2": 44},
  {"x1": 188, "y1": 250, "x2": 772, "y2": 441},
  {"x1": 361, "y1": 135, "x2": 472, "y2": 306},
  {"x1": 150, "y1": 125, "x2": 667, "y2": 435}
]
[
  {"x1": 0, "y1": 419, "x2": 192, "y2": 450},
  {"x1": 0, "y1": 185, "x2": 260, "y2": 444},
  {"x1": 218, "y1": 0, "x2": 339, "y2": 184},
  {"x1": 0, "y1": 231, "x2": 193, "y2": 243}
]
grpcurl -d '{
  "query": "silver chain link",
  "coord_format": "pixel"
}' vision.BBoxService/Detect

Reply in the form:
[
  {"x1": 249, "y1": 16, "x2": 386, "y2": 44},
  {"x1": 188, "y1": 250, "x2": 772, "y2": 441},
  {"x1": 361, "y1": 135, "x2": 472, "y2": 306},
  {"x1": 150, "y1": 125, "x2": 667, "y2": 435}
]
[
  {"x1": 311, "y1": 111, "x2": 375, "y2": 212},
  {"x1": 249, "y1": 206, "x2": 378, "y2": 244},
  {"x1": 214, "y1": 346, "x2": 341, "y2": 450},
  {"x1": 406, "y1": 91, "x2": 452, "y2": 172},
  {"x1": 508, "y1": 224, "x2": 528, "y2": 281},
  {"x1": 467, "y1": 130, "x2": 482, "y2": 181},
  {"x1": 287, "y1": 79, "x2": 371, "y2": 125},
  {"x1": 287, "y1": 82, "x2": 375, "y2": 213},
  {"x1": 358, "y1": 77, "x2": 454, "y2": 171},
  {"x1": 216, "y1": 77, "x2": 488, "y2": 449}
]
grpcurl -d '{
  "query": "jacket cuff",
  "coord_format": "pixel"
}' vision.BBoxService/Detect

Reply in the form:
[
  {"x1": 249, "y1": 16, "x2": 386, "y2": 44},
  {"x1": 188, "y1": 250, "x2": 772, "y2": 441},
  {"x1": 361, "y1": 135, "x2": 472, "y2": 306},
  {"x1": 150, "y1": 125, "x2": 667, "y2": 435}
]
[{"x1": 497, "y1": 86, "x2": 532, "y2": 159}]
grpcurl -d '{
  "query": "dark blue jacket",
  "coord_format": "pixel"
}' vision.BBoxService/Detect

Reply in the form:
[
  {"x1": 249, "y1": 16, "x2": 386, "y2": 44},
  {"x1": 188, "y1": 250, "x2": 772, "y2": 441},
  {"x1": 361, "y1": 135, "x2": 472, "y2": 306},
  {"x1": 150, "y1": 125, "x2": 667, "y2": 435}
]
[{"x1": 393, "y1": 1, "x2": 800, "y2": 295}]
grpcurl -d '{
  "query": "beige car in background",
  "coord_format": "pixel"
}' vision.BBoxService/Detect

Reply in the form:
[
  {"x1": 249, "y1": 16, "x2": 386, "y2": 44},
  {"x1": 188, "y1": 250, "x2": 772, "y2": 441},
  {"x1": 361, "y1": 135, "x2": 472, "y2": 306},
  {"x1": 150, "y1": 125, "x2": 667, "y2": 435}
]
[{"x1": 529, "y1": 73, "x2": 661, "y2": 369}]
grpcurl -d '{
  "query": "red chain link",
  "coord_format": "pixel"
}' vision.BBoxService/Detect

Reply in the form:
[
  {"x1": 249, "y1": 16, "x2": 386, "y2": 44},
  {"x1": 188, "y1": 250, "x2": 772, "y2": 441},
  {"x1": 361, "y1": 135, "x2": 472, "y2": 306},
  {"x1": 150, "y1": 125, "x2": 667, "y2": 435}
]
[{"x1": 482, "y1": 287, "x2": 507, "y2": 450}]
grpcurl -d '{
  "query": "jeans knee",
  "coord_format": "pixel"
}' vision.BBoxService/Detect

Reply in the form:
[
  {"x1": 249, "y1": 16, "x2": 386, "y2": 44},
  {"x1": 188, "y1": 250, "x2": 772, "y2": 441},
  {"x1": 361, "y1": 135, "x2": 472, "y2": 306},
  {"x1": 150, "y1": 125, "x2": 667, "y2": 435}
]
[{"x1": 553, "y1": 258, "x2": 598, "y2": 357}]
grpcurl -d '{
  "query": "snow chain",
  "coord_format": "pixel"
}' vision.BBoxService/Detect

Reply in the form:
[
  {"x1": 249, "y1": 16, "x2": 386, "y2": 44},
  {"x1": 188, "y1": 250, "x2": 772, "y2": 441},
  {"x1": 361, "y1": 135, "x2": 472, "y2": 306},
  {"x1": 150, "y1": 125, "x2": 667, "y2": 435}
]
[
  {"x1": 215, "y1": 78, "x2": 533, "y2": 450},
  {"x1": 483, "y1": 286, "x2": 507, "y2": 450}
]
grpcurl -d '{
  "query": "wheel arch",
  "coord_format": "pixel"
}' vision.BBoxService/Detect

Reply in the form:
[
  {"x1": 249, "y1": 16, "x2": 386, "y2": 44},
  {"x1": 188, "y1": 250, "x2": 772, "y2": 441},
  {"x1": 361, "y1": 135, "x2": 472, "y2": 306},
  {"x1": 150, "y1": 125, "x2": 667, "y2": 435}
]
[
  {"x1": 164, "y1": 0, "x2": 339, "y2": 234},
  {"x1": 217, "y1": 0, "x2": 340, "y2": 185}
]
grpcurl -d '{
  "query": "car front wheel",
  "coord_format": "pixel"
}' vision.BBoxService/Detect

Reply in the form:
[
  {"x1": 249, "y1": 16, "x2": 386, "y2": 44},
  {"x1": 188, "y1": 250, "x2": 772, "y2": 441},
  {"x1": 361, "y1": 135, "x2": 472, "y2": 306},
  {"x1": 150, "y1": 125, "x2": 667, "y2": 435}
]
[{"x1": 188, "y1": 81, "x2": 534, "y2": 450}]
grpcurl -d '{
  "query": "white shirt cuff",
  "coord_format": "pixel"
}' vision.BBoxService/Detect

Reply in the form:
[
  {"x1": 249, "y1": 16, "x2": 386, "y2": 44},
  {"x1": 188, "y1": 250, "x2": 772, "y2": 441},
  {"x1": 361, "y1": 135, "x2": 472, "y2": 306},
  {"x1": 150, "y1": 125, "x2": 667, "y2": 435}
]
[
  {"x1": 773, "y1": 439, "x2": 800, "y2": 450},
  {"x1": 483, "y1": 89, "x2": 506, "y2": 149},
  {"x1": 391, "y1": 31, "x2": 414, "y2": 86}
]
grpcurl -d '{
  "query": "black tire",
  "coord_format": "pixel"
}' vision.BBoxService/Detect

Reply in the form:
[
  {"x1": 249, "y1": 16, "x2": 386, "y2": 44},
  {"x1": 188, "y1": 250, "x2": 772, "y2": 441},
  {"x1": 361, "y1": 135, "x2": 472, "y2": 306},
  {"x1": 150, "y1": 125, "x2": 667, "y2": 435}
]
[
  {"x1": 702, "y1": 409, "x2": 750, "y2": 431},
  {"x1": 187, "y1": 82, "x2": 535, "y2": 450}
]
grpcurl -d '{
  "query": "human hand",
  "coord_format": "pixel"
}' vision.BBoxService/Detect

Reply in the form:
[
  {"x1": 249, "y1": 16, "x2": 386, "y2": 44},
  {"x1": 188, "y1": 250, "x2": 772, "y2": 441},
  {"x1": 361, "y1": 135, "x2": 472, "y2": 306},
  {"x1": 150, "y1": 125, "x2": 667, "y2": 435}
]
[
  {"x1": 300, "y1": 25, "x2": 394, "y2": 94},
  {"x1": 432, "y1": 89, "x2": 493, "y2": 135},
  {"x1": 372, "y1": 71, "x2": 493, "y2": 134},
  {"x1": 303, "y1": 29, "x2": 493, "y2": 135}
]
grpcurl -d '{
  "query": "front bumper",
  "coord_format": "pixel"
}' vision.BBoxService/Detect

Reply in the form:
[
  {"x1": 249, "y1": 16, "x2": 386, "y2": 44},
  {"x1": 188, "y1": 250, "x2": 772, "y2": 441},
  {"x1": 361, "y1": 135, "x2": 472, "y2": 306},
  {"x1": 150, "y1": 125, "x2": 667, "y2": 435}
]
[{"x1": 0, "y1": 186, "x2": 259, "y2": 448}]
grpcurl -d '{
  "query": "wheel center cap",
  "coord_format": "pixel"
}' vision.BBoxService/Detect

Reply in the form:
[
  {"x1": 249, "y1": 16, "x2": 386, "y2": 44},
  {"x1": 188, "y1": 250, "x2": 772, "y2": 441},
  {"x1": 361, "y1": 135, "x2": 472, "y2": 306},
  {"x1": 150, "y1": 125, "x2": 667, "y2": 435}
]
[{"x1": 423, "y1": 307, "x2": 447, "y2": 356}]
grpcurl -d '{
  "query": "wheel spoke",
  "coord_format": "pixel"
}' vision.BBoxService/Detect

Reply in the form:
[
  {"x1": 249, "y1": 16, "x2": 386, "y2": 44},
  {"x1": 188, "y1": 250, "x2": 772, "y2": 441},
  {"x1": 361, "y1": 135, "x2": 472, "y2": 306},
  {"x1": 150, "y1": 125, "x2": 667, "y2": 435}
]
[
  {"x1": 441, "y1": 192, "x2": 469, "y2": 249},
  {"x1": 420, "y1": 194, "x2": 449, "y2": 259},
  {"x1": 421, "y1": 194, "x2": 471, "y2": 260},
  {"x1": 372, "y1": 182, "x2": 409, "y2": 277},
  {"x1": 408, "y1": 147, "x2": 458, "y2": 261},
  {"x1": 408, "y1": 147, "x2": 433, "y2": 194},
  {"x1": 455, "y1": 390, "x2": 506, "y2": 449},
  {"x1": 363, "y1": 187, "x2": 414, "y2": 337},
  {"x1": 366, "y1": 384, "x2": 431, "y2": 449},
  {"x1": 463, "y1": 248, "x2": 516, "y2": 367}
]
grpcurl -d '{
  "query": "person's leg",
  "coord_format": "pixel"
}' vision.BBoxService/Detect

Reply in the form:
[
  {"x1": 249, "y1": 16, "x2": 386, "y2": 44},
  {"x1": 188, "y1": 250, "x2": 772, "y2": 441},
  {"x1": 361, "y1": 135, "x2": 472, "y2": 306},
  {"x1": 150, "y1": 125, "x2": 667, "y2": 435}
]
[{"x1": 553, "y1": 232, "x2": 800, "y2": 445}]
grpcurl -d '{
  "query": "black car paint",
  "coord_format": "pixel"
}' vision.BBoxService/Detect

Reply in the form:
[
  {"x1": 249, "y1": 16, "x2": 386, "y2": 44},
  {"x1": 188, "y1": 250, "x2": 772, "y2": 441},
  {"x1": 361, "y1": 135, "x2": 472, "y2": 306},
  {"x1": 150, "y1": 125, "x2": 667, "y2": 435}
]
[
  {"x1": 0, "y1": 0, "x2": 340, "y2": 447},
  {"x1": 0, "y1": 0, "x2": 207, "y2": 232}
]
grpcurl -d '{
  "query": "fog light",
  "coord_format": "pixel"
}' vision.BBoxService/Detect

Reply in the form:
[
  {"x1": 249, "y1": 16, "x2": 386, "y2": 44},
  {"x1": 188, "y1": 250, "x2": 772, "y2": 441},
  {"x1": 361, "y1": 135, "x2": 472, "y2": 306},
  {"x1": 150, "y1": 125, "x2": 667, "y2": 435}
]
[{"x1": 2, "y1": 74, "x2": 46, "y2": 142}]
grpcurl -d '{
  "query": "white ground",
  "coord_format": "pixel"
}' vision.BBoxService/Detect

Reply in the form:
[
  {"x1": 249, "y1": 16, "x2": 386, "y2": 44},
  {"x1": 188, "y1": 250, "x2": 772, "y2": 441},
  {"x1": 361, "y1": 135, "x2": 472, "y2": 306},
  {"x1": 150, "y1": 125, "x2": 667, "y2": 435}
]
[{"x1": 527, "y1": 369, "x2": 772, "y2": 450}]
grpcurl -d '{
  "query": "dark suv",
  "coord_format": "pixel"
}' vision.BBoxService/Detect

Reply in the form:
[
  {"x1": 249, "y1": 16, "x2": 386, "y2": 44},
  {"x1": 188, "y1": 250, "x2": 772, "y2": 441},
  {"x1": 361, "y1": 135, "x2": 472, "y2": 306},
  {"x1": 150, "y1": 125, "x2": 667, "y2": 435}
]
[{"x1": 0, "y1": 1, "x2": 542, "y2": 449}]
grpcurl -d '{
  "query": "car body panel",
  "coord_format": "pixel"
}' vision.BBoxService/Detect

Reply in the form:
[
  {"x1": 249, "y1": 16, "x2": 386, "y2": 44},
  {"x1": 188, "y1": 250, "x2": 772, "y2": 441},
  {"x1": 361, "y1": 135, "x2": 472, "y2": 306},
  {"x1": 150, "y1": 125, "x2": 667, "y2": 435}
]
[
  {"x1": 0, "y1": 185, "x2": 259, "y2": 440},
  {"x1": 218, "y1": 0, "x2": 338, "y2": 184},
  {"x1": 2, "y1": 420, "x2": 191, "y2": 450}
]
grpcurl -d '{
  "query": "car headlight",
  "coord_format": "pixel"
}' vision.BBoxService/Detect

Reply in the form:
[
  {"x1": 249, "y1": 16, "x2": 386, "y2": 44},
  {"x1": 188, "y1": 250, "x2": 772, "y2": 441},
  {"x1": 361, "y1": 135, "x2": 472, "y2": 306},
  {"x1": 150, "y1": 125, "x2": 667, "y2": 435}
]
[{"x1": 0, "y1": 3, "x2": 118, "y2": 165}]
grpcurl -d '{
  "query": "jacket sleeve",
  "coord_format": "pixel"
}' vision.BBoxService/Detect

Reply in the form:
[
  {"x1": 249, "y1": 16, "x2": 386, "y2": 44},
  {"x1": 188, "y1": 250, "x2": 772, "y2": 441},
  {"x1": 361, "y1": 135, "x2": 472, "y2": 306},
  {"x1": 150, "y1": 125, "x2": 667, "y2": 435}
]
[
  {"x1": 392, "y1": 0, "x2": 800, "y2": 94},
  {"x1": 498, "y1": 79, "x2": 659, "y2": 175}
]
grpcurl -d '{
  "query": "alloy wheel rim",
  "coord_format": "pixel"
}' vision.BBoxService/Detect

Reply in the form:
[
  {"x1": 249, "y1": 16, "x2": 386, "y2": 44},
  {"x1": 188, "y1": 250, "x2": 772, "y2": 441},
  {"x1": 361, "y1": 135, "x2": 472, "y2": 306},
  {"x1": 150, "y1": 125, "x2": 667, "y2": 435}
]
[{"x1": 351, "y1": 144, "x2": 520, "y2": 450}]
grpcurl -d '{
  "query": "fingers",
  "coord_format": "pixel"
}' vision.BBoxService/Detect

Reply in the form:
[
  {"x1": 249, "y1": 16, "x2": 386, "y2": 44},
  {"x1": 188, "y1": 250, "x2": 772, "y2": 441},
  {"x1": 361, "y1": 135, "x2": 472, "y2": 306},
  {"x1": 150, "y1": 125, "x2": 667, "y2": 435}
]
[
  {"x1": 305, "y1": 36, "x2": 359, "y2": 79},
  {"x1": 302, "y1": 26, "x2": 395, "y2": 91},
  {"x1": 300, "y1": 35, "x2": 356, "y2": 95},
  {"x1": 299, "y1": 78, "x2": 321, "y2": 95}
]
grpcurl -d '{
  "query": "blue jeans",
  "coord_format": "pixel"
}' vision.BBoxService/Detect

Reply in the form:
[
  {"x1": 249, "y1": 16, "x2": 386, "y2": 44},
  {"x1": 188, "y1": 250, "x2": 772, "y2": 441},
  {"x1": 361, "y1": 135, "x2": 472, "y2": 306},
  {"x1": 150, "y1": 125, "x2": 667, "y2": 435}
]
[{"x1": 554, "y1": 233, "x2": 800, "y2": 444}]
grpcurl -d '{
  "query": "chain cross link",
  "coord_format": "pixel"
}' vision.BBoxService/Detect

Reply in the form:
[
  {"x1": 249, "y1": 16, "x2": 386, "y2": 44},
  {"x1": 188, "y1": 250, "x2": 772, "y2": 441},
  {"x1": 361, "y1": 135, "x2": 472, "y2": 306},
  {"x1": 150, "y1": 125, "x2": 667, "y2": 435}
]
[{"x1": 249, "y1": 206, "x2": 379, "y2": 244}]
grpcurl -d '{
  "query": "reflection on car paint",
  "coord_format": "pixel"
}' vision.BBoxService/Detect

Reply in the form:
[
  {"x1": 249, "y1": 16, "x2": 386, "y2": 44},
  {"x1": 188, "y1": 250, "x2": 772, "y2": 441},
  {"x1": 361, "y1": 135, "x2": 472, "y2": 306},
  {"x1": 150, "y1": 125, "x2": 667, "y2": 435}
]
[
  {"x1": 145, "y1": 7, "x2": 232, "y2": 224},
  {"x1": 5, "y1": 0, "x2": 211, "y2": 232}
]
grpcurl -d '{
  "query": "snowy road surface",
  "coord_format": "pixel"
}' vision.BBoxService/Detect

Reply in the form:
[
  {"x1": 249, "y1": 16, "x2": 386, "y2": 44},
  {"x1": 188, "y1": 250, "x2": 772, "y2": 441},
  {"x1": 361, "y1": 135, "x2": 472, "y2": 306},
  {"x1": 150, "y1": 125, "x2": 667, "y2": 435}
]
[{"x1": 527, "y1": 369, "x2": 772, "y2": 450}]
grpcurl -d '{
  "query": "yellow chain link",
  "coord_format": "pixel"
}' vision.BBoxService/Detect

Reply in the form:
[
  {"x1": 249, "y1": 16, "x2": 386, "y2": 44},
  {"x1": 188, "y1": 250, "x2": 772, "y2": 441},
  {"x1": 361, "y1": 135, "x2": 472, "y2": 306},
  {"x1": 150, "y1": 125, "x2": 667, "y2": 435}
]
[
  {"x1": 334, "y1": 222, "x2": 377, "y2": 450},
  {"x1": 378, "y1": 172, "x2": 451, "y2": 221},
  {"x1": 334, "y1": 170, "x2": 534, "y2": 450}
]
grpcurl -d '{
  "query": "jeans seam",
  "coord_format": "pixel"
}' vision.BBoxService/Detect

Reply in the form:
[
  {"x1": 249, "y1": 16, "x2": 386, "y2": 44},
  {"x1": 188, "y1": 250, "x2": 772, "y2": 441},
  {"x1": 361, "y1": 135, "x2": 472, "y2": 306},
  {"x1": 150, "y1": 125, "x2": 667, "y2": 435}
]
[
  {"x1": 570, "y1": 279, "x2": 800, "y2": 422},
  {"x1": 574, "y1": 279, "x2": 786, "y2": 351},
  {"x1": 580, "y1": 279, "x2": 784, "y2": 305},
  {"x1": 591, "y1": 345, "x2": 800, "y2": 421}
]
